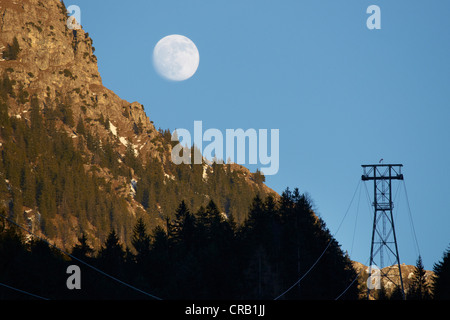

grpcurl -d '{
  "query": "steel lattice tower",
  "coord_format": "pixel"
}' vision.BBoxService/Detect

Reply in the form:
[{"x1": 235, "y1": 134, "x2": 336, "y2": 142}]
[{"x1": 361, "y1": 164, "x2": 405, "y2": 300}]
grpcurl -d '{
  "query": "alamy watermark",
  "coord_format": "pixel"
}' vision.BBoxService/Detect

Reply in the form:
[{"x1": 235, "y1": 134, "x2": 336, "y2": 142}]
[
  {"x1": 367, "y1": 265, "x2": 381, "y2": 290},
  {"x1": 66, "y1": 5, "x2": 82, "y2": 30},
  {"x1": 171, "y1": 121, "x2": 280, "y2": 176},
  {"x1": 66, "y1": 265, "x2": 81, "y2": 290},
  {"x1": 66, "y1": 4, "x2": 381, "y2": 32},
  {"x1": 367, "y1": 5, "x2": 381, "y2": 30}
]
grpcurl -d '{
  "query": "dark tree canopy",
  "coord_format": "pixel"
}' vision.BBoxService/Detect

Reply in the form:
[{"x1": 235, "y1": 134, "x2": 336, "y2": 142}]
[
  {"x1": 432, "y1": 246, "x2": 450, "y2": 300},
  {"x1": 1, "y1": 192, "x2": 361, "y2": 300}
]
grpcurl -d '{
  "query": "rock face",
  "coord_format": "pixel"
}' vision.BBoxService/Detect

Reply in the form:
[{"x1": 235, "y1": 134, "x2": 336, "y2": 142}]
[
  {"x1": 0, "y1": 0, "x2": 101, "y2": 91},
  {"x1": 0, "y1": 0, "x2": 277, "y2": 249},
  {"x1": 0, "y1": 0, "x2": 161, "y2": 162}
]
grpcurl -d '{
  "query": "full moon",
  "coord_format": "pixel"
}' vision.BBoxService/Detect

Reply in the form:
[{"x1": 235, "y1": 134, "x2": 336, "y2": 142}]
[{"x1": 153, "y1": 35, "x2": 200, "y2": 81}]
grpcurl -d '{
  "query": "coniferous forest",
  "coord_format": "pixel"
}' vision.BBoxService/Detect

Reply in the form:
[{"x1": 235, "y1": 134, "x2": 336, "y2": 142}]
[
  {"x1": 0, "y1": 190, "x2": 359, "y2": 300},
  {"x1": 2, "y1": 193, "x2": 449, "y2": 300},
  {"x1": 0, "y1": 71, "x2": 271, "y2": 249}
]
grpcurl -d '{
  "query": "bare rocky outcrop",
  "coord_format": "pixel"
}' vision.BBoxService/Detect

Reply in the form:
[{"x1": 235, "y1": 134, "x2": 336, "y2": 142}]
[
  {"x1": 0, "y1": 0, "x2": 162, "y2": 161},
  {"x1": 352, "y1": 261, "x2": 434, "y2": 298}
]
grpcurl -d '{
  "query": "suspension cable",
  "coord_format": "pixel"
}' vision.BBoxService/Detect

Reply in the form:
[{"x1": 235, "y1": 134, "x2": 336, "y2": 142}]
[
  {"x1": 402, "y1": 179, "x2": 421, "y2": 257},
  {"x1": 0, "y1": 281, "x2": 50, "y2": 300},
  {"x1": 274, "y1": 179, "x2": 361, "y2": 300}
]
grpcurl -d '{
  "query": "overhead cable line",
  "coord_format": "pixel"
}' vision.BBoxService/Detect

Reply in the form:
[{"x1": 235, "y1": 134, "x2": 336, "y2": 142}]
[
  {"x1": 0, "y1": 281, "x2": 50, "y2": 300},
  {"x1": 274, "y1": 179, "x2": 361, "y2": 300},
  {"x1": 334, "y1": 257, "x2": 370, "y2": 300},
  {"x1": 402, "y1": 179, "x2": 421, "y2": 257}
]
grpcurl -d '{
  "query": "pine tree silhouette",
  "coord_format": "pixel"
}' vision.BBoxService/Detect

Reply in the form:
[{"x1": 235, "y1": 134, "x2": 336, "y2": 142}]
[
  {"x1": 98, "y1": 229, "x2": 125, "y2": 276},
  {"x1": 407, "y1": 255, "x2": 431, "y2": 300},
  {"x1": 432, "y1": 245, "x2": 450, "y2": 300},
  {"x1": 71, "y1": 234, "x2": 94, "y2": 260},
  {"x1": 131, "y1": 218, "x2": 150, "y2": 265}
]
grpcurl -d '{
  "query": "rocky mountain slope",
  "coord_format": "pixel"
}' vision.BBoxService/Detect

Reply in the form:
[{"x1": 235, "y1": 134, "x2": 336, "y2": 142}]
[
  {"x1": 352, "y1": 261, "x2": 434, "y2": 298},
  {"x1": 0, "y1": 0, "x2": 277, "y2": 250}
]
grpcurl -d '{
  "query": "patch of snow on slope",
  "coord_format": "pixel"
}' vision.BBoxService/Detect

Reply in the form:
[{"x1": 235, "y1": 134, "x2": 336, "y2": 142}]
[
  {"x1": 109, "y1": 121, "x2": 117, "y2": 136},
  {"x1": 119, "y1": 136, "x2": 128, "y2": 146}
]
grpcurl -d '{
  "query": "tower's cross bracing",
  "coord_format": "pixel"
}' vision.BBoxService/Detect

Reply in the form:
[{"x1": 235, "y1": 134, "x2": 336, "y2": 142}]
[{"x1": 361, "y1": 164, "x2": 405, "y2": 300}]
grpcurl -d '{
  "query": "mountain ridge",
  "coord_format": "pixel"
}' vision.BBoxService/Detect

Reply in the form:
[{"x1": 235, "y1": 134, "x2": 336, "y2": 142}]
[{"x1": 352, "y1": 261, "x2": 434, "y2": 299}]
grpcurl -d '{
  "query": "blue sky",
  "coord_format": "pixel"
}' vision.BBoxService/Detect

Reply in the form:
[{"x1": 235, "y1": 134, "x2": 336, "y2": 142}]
[{"x1": 71, "y1": 0, "x2": 450, "y2": 271}]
